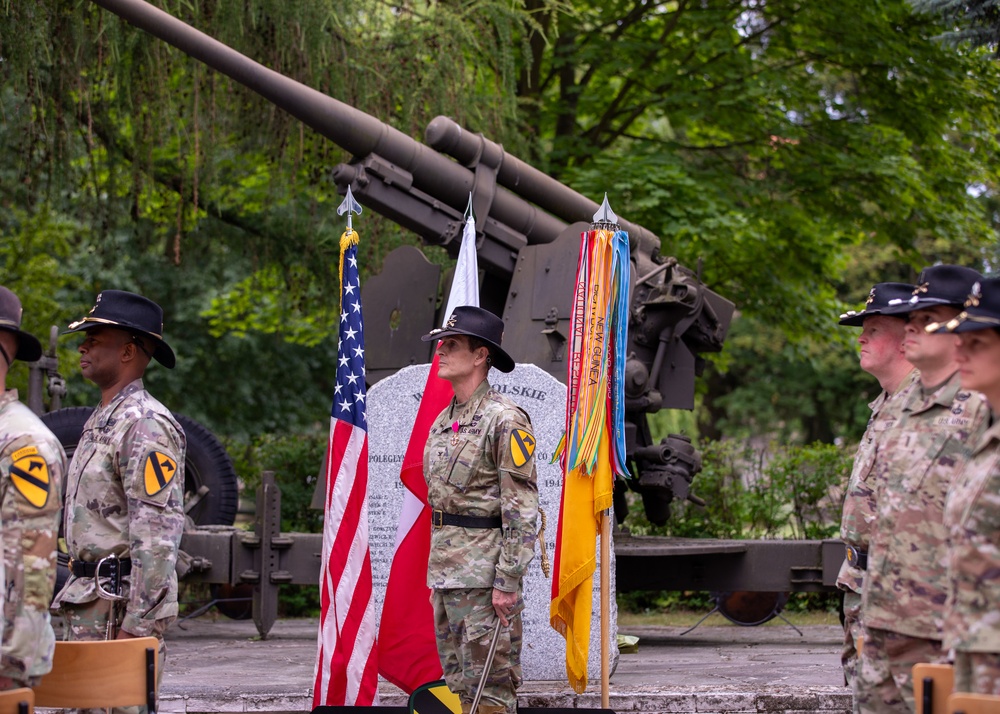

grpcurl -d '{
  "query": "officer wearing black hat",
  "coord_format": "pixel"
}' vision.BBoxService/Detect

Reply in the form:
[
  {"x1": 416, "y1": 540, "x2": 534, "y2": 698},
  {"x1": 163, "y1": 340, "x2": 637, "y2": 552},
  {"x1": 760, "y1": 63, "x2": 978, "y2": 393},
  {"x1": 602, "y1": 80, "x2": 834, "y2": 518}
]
[
  {"x1": 836, "y1": 283, "x2": 918, "y2": 698},
  {"x1": 421, "y1": 306, "x2": 537, "y2": 714},
  {"x1": 0, "y1": 286, "x2": 66, "y2": 690},
  {"x1": 856, "y1": 266, "x2": 989, "y2": 714},
  {"x1": 51, "y1": 291, "x2": 185, "y2": 684},
  {"x1": 931, "y1": 277, "x2": 1000, "y2": 695}
]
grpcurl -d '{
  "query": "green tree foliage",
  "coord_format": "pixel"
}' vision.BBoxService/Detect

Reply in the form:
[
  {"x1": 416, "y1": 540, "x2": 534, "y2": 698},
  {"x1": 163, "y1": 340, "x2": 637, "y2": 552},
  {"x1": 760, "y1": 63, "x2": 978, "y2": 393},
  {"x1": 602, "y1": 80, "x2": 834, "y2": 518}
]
[
  {"x1": 911, "y1": 0, "x2": 1000, "y2": 55},
  {"x1": 704, "y1": 318, "x2": 878, "y2": 444},
  {"x1": 545, "y1": 0, "x2": 1000, "y2": 338},
  {"x1": 1, "y1": 0, "x2": 999, "y2": 448},
  {"x1": 628, "y1": 439, "x2": 850, "y2": 540}
]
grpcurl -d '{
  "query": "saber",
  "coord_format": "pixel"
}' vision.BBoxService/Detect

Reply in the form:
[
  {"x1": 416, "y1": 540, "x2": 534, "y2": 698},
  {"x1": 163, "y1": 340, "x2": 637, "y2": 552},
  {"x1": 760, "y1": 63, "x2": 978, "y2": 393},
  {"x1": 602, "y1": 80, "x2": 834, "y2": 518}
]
[
  {"x1": 470, "y1": 605, "x2": 522, "y2": 714},
  {"x1": 469, "y1": 620, "x2": 504, "y2": 714}
]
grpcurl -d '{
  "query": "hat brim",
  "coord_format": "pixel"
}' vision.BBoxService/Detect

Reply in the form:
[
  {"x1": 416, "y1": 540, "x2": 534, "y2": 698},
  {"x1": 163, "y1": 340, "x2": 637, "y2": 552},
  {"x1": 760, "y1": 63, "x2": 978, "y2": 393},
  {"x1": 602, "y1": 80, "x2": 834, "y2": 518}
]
[
  {"x1": 930, "y1": 311, "x2": 1000, "y2": 334},
  {"x1": 837, "y1": 310, "x2": 906, "y2": 327},
  {"x1": 0, "y1": 327, "x2": 43, "y2": 362},
  {"x1": 422, "y1": 328, "x2": 515, "y2": 373},
  {"x1": 880, "y1": 297, "x2": 960, "y2": 316},
  {"x1": 838, "y1": 313, "x2": 866, "y2": 327},
  {"x1": 64, "y1": 319, "x2": 176, "y2": 369}
]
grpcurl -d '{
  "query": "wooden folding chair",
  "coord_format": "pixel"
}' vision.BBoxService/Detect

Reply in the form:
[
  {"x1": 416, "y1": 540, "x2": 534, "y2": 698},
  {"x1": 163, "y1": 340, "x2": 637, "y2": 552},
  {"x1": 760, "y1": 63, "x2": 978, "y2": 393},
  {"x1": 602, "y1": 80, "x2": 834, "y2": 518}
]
[
  {"x1": 914, "y1": 663, "x2": 955, "y2": 714},
  {"x1": 948, "y1": 692, "x2": 1000, "y2": 714},
  {"x1": 0, "y1": 688, "x2": 33, "y2": 714},
  {"x1": 33, "y1": 637, "x2": 158, "y2": 713}
]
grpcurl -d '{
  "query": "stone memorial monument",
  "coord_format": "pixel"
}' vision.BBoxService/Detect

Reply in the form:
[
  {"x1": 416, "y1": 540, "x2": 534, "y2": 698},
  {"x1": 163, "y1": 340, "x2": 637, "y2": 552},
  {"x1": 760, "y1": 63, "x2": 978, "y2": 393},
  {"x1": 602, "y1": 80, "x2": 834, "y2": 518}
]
[{"x1": 366, "y1": 363, "x2": 618, "y2": 684}]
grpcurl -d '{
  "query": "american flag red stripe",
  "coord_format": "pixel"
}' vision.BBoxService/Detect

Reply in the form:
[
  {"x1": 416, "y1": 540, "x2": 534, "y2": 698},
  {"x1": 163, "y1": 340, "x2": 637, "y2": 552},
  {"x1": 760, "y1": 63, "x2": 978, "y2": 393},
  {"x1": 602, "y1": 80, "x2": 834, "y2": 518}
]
[{"x1": 313, "y1": 233, "x2": 379, "y2": 707}]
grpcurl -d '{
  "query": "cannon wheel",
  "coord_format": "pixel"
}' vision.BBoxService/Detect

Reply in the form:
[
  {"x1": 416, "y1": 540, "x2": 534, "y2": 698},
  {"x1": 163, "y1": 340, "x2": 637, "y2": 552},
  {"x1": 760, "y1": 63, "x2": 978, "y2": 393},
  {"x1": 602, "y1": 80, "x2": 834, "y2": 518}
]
[
  {"x1": 41, "y1": 407, "x2": 249, "y2": 618},
  {"x1": 40, "y1": 406, "x2": 240, "y2": 526}
]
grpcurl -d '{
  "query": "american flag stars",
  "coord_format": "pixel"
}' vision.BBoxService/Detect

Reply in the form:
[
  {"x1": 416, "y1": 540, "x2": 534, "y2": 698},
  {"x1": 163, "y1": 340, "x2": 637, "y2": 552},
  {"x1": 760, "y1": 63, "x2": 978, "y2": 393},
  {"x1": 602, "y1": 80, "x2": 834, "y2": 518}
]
[{"x1": 333, "y1": 243, "x2": 367, "y2": 428}]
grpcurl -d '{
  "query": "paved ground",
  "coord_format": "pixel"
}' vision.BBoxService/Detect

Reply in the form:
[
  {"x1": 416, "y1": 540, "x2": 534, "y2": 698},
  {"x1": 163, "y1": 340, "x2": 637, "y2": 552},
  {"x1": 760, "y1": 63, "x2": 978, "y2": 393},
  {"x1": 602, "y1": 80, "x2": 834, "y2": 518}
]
[{"x1": 158, "y1": 617, "x2": 852, "y2": 714}]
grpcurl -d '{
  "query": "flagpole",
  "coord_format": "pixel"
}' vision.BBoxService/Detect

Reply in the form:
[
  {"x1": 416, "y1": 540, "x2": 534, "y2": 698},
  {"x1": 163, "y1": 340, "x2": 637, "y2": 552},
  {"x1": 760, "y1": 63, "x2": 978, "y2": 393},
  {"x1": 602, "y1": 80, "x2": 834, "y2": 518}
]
[
  {"x1": 376, "y1": 192, "x2": 480, "y2": 693},
  {"x1": 551, "y1": 193, "x2": 628, "y2": 698},
  {"x1": 600, "y1": 508, "x2": 610, "y2": 708}
]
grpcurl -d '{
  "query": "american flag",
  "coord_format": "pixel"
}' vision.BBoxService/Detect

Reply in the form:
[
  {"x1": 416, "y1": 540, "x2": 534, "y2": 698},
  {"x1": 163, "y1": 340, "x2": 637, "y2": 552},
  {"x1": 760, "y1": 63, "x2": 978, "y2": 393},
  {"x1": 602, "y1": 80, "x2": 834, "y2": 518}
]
[{"x1": 313, "y1": 233, "x2": 379, "y2": 706}]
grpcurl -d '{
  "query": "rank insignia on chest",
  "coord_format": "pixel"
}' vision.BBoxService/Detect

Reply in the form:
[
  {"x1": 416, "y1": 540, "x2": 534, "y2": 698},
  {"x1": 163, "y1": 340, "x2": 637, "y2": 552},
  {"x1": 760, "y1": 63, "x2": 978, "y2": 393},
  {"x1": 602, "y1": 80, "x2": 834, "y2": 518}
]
[
  {"x1": 9, "y1": 445, "x2": 50, "y2": 508},
  {"x1": 510, "y1": 429, "x2": 536, "y2": 467},
  {"x1": 144, "y1": 451, "x2": 178, "y2": 496}
]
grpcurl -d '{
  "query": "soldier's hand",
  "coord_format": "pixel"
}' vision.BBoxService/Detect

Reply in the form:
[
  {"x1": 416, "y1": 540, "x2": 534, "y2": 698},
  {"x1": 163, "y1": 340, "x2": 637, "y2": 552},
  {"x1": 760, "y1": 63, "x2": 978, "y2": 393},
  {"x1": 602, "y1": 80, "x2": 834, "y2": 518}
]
[
  {"x1": 116, "y1": 629, "x2": 139, "y2": 640},
  {"x1": 492, "y1": 588, "x2": 517, "y2": 627},
  {"x1": 0, "y1": 675, "x2": 17, "y2": 690}
]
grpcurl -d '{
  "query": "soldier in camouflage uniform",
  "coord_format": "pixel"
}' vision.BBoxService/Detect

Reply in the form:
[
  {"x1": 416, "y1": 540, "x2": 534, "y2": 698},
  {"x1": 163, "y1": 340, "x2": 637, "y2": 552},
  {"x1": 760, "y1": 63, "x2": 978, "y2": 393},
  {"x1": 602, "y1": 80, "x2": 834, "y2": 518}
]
[
  {"x1": 931, "y1": 277, "x2": 1000, "y2": 695},
  {"x1": 857, "y1": 265, "x2": 988, "y2": 714},
  {"x1": 50, "y1": 290, "x2": 185, "y2": 707},
  {"x1": 836, "y1": 283, "x2": 918, "y2": 702},
  {"x1": 0, "y1": 286, "x2": 66, "y2": 689},
  {"x1": 421, "y1": 306, "x2": 538, "y2": 714}
]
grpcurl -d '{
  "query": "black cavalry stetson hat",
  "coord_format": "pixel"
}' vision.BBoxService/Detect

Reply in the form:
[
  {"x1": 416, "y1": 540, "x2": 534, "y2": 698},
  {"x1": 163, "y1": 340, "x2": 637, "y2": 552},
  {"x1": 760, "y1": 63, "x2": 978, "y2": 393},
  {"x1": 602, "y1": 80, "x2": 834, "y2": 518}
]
[
  {"x1": 421, "y1": 305, "x2": 515, "y2": 373},
  {"x1": 839, "y1": 282, "x2": 916, "y2": 326},
  {"x1": 65, "y1": 290, "x2": 176, "y2": 368},
  {"x1": 881, "y1": 264, "x2": 983, "y2": 315},
  {"x1": 0, "y1": 286, "x2": 42, "y2": 362},
  {"x1": 929, "y1": 277, "x2": 1000, "y2": 334}
]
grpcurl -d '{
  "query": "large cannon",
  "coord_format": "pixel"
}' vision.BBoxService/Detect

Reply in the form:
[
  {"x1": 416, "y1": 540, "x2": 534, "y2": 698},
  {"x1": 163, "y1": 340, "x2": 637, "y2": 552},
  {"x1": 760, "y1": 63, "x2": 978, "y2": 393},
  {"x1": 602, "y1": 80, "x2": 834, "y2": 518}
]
[{"x1": 88, "y1": 0, "x2": 735, "y2": 525}]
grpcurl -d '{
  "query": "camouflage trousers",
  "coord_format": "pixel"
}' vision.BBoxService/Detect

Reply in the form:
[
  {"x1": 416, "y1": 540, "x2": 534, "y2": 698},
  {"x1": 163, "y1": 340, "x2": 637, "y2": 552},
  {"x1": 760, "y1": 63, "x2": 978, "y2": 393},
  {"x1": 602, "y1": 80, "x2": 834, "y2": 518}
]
[
  {"x1": 842, "y1": 589, "x2": 861, "y2": 710},
  {"x1": 58, "y1": 597, "x2": 168, "y2": 714},
  {"x1": 431, "y1": 587, "x2": 523, "y2": 714},
  {"x1": 856, "y1": 625, "x2": 943, "y2": 714},
  {"x1": 954, "y1": 651, "x2": 1000, "y2": 695}
]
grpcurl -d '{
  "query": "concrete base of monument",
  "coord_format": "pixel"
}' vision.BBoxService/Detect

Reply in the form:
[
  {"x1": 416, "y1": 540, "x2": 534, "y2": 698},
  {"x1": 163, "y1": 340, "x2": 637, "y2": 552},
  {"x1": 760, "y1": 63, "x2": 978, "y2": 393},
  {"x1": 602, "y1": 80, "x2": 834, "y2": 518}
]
[{"x1": 157, "y1": 617, "x2": 852, "y2": 714}]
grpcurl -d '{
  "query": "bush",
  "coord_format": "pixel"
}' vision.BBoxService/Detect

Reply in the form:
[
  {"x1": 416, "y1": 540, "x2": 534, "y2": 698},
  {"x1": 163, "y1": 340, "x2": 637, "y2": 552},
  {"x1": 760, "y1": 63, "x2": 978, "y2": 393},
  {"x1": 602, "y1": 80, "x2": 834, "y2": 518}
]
[
  {"x1": 625, "y1": 439, "x2": 850, "y2": 540},
  {"x1": 226, "y1": 428, "x2": 329, "y2": 616},
  {"x1": 618, "y1": 439, "x2": 850, "y2": 615},
  {"x1": 228, "y1": 429, "x2": 328, "y2": 533}
]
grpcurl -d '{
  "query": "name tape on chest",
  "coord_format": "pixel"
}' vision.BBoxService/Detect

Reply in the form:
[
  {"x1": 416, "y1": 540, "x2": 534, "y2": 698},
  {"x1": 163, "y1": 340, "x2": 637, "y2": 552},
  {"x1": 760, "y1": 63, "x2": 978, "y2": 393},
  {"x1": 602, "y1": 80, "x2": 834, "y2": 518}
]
[
  {"x1": 144, "y1": 451, "x2": 178, "y2": 497},
  {"x1": 9, "y1": 445, "x2": 50, "y2": 508},
  {"x1": 510, "y1": 429, "x2": 536, "y2": 468}
]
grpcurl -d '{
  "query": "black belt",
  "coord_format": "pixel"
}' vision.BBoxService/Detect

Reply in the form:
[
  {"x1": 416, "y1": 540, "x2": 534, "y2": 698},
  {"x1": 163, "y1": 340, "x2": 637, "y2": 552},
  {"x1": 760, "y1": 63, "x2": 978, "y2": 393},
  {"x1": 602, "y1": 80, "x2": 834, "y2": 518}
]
[
  {"x1": 846, "y1": 545, "x2": 868, "y2": 571},
  {"x1": 432, "y1": 510, "x2": 502, "y2": 529},
  {"x1": 69, "y1": 558, "x2": 132, "y2": 578}
]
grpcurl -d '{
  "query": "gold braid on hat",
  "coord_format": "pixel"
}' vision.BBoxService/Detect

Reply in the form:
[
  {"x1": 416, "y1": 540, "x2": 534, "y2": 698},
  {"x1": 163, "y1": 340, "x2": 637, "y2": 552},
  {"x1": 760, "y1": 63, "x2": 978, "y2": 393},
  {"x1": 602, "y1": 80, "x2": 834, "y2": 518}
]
[{"x1": 965, "y1": 282, "x2": 982, "y2": 308}]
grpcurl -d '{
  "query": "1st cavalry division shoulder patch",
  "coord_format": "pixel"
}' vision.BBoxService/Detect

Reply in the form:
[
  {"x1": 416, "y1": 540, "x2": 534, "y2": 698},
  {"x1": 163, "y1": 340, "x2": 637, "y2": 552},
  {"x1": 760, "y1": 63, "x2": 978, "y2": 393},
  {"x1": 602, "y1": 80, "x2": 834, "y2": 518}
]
[
  {"x1": 10, "y1": 445, "x2": 50, "y2": 508},
  {"x1": 509, "y1": 429, "x2": 536, "y2": 468},
  {"x1": 144, "y1": 451, "x2": 178, "y2": 497}
]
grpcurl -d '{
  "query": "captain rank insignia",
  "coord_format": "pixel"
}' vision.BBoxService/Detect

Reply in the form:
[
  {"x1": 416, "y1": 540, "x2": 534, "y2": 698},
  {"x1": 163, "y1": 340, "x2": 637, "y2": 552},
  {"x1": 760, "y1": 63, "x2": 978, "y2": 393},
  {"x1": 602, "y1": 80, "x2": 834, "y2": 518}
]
[{"x1": 10, "y1": 445, "x2": 50, "y2": 508}]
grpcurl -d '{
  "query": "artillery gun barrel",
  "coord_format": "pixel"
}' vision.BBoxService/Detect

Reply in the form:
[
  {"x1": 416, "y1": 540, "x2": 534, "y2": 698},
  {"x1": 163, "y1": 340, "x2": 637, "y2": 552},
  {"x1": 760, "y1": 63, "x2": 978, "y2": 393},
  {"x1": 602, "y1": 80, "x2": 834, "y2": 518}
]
[
  {"x1": 90, "y1": 0, "x2": 565, "y2": 244},
  {"x1": 426, "y1": 116, "x2": 662, "y2": 253}
]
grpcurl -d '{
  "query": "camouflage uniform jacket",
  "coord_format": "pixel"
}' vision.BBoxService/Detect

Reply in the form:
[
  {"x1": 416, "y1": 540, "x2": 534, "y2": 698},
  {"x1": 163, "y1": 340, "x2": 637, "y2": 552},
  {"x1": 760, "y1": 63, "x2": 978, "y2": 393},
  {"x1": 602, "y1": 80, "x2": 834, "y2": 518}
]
[
  {"x1": 51, "y1": 380, "x2": 185, "y2": 637},
  {"x1": 943, "y1": 415, "x2": 1000, "y2": 653},
  {"x1": 862, "y1": 373, "x2": 987, "y2": 639},
  {"x1": 837, "y1": 369, "x2": 919, "y2": 594},
  {"x1": 0, "y1": 390, "x2": 65, "y2": 683},
  {"x1": 424, "y1": 379, "x2": 538, "y2": 592}
]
